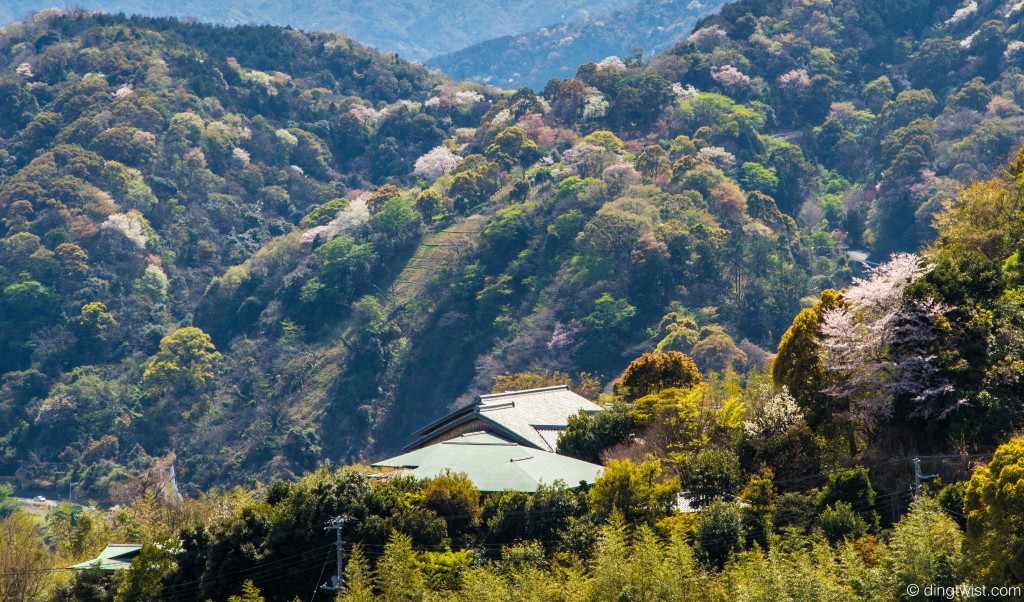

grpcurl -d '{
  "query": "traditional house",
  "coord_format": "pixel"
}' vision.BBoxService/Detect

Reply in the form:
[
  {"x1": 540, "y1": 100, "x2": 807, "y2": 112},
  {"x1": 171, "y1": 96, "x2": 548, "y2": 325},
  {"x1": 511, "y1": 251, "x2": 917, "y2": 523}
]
[
  {"x1": 405, "y1": 385, "x2": 601, "y2": 452},
  {"x1": 372, "y1": 431, "x2": 602, "y2": 492}
]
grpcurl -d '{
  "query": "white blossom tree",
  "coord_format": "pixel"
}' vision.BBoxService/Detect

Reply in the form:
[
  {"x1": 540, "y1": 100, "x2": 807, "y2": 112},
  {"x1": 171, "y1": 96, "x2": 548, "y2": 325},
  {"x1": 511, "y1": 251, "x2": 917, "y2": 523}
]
[
  {"x1": 113, "y1": 84, "x2": 134, "y2": 99},
  {"x1": 348, "y1": 104, "x2": 382, "y2": 125},
  {"x1": 413, "y1": 146, "x2": 460, "y2": 181},
  {"x1": 711, "y1": 65, "x2": 751, "y2": 91},
  {"x1": 597, "y1": 56, "x2": 626, "y2": 71},
  {"x1": 777, "y1": 69, "x2": 810, "y2": 94},
  {"x1": 232, "y1": 147, "x2": 251, "y2": 165},
  {"x1": 689, "y1": 25, "x2": 727, "y2": 52},
  {"x1": 562, "y1": 143, "x2": 611, "y2": 177},
  {"x1": 946, "y1": 1, "x2": 977, "y2": 25},
  {"x1": 672, "y1": 83, "x2": 698, "y2": 102},
  {"x1": 453, "y1": 90, "x2": 484, "y2": 105},
  {"x1": 820, "y1": 253, "x2": 954, "y2": 424},
  {"x1": 601, "y1": 162, "x2": 641, "y2": 187},
  {"x1": 300, "y1": 197, "x2": 371, "y2": 245},
  {"x1": 743, "y1": 384, "x2": 802, "y2": 440},
  {"x1": 101, "y1": 213, "x2": 148, "y2": 249},
  {"x1": 583, "y1": 94, "x2": 609, "y2": 120},
  {"x1": 698, "y1": 146, "x2": 736, "y2": 170}
]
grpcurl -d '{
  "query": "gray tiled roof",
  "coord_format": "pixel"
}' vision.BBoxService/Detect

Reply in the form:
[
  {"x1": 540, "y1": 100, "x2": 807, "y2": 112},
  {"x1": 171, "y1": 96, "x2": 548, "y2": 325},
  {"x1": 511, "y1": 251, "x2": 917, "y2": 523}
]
[
  {"x1": 473, "y1": 385, "x2": 602, "y2": 451},
  {"x1": 535, "y1": 427, "x2": 563, "y2": 453},
  {"x1": 406, "y1": 385, "x2": 602, "y2": 452}
]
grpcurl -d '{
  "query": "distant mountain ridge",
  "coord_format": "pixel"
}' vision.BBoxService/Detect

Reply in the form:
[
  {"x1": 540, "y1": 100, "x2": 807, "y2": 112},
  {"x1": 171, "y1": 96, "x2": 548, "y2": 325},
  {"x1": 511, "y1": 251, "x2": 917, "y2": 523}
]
[
  {"x1": 0, "y1": 0, "x2": 636, "y2": 61},
  {"x1": 427, "y1": 0, "x2": 731, "y2": 89}
]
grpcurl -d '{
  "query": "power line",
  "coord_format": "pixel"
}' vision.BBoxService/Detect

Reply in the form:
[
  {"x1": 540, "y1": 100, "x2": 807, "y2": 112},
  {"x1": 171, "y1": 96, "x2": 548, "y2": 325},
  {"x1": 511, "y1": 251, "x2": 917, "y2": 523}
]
[
  {"x1": 309, "y1": 545, "x2": 335, "y2": 602},
  {"x1": 161, "y1": 554, "x2": 334, "y2": 602},
  {"x1": 157, "y1": 543, "x2": 336, "y2": 598},
  {"x1": 159, "y1": 548, "x2": 335, "y2": 602},
  {"x1": 769, "y1": 452, "x2": 988, "y2": 487}
]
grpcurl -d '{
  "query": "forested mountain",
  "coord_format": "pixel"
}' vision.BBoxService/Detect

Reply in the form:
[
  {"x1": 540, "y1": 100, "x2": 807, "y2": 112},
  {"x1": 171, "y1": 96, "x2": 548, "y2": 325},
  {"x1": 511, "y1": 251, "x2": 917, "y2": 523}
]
[
  {"x1": 4, "y1": 0, "x2": 1024, "y2": 499},
  {"x1": 0, "y1": 0, "x2": 636, "y2": 61},
  {"x1": 429, "y1": 0, "x2": 732, "y2": 89},
  {"x1": 20, "y1": 145, "x2": 1024, "y2": 601},
  {"x1": 644, "y1": 0, "x2": 1024, "y2": 257},
  {"x1": 5, "y1": 0, "x2": 1024, "y2": 601},
  {"x1": 0, "y1": 8, "x2": 458, "y2": 496},
  {"x1": 0, "y1": 6, "x2": 840, "y2": 498}
]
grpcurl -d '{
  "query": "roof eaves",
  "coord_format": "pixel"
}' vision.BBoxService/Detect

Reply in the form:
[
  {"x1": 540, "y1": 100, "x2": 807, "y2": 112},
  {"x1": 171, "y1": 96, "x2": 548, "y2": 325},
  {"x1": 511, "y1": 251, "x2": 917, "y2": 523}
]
[
  {"x1": 68, "y1": 544, "x2": 142, "y2": 571},
  {"x1": 404, "y1": 412, "x2": 480, "y2": 450},
  {"x1": 410, "y1": 403, "x2": 477, "y2": 437}
]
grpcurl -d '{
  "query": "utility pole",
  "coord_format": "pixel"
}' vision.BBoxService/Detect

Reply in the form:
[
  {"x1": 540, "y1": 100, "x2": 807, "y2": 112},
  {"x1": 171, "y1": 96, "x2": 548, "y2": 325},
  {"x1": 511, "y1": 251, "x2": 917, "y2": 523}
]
[
  {"x1": 321, "y1": 515, "x2": 354, "y2": 592},
  {"x1": 912, "y1": 457, "x2": 937, "y2": 498}
]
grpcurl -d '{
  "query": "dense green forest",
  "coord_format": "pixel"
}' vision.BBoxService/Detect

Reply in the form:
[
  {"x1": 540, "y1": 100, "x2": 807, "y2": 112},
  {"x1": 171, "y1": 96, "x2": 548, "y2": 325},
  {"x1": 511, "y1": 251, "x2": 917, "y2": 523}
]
[
  {"x1": 3, "y1": 0, "x2": 1024, "y2": 599},
  {"x1": 2, "y1": 0, "x2": 1024, "y2": 497},
  {"x1": 13, "y1": 161, "x2": 1024, "y2": 596},
  {"x1": 0, "y1": 6, "x2": 842, "y2": 497}
]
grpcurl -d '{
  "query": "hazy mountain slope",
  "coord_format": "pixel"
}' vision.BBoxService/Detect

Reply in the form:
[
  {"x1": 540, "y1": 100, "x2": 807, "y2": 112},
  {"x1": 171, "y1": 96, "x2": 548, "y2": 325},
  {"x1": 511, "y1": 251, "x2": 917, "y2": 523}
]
[
  {"x1": 0, "y1": 0, "x2": 635, "y2": 61},
  {"x1": 428, "y1": 0, "x2": 730, "y2": 89}
]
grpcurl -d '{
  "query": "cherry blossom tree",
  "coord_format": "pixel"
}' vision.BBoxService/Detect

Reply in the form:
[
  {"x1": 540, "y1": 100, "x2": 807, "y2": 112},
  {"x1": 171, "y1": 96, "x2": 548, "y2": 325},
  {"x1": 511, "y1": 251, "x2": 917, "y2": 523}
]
[
  {"x1": 563, "y1": 143, "x2": 611, "y2": 177},
  {"x1": 820, "y1": 253, "x2": 954, "y2": 424},
  {"x1": 597, "y1": 56, "x2": 626, "y2": 71},
  {"x1": 698, "y1": 146, "x2": 737, "y2": 170},
  {"x1": 413, "y1": 146, "x2": 460, "y2": 181},
  {"x1": 742, "y1": 384, "x2": 802, "y2": 440},
  {"x1": 946, "y1": 1, "x2": 977, "y2": 25},
  {"x1": 689, "y1": 25, "x2": 727, "y2": 52},
  {"x1": 711, "y1": 65, "x2": 751, "y2": 91},
  {"x1": 777, "y1": 69, "x2": 810, "y2": 94},
  {"x1": 101, "y1": 213, "x2": 148, "y2": 249}
]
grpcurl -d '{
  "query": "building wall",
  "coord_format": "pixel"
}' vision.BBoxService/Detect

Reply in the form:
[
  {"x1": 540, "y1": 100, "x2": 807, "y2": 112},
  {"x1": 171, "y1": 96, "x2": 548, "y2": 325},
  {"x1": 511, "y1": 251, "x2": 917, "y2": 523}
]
[{"x1": 417, "y1": 419, "x2": 498, "y2": 448}]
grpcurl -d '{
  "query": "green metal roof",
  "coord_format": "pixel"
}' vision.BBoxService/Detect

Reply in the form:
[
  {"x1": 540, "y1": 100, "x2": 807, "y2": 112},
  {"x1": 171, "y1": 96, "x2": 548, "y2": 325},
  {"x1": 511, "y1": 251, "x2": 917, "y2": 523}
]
[
  {"x1": 68, "y1": 544, "x2": 142, "y2": 571},
  {"x1": 372, "y1": 432, "x2": 603, "y2": 492}
]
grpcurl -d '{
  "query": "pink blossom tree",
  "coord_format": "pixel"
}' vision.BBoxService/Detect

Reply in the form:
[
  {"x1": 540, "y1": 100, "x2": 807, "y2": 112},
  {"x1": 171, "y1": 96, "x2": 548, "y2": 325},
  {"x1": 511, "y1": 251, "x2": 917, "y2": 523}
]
[{"x1": 820, "y1": 253, "x2": 954, "y2": 425}]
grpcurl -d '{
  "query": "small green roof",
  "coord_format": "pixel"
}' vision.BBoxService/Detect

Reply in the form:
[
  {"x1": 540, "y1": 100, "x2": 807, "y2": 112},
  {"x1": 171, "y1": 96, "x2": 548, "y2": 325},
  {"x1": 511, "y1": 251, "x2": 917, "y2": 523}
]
[
  {"x1": 68, "y1": 544, "x2": 142, "y2": 571},
  {"x1": 372, "y1": 432, "x2": 603, "y2": 492}
]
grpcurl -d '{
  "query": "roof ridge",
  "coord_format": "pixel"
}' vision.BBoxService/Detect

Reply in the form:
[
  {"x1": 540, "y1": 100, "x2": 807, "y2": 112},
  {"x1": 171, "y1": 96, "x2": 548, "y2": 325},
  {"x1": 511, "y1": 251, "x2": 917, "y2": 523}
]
[
  {"x1": 477, "y1": 400, "x2": 515, "y2": 409},
  {"x1": 410, "y1": 403, "x2": 476, "y2": 437},
  {"x1": 477, "y1": 384, "x2": 569, "y2": 401},
  {"x1": 440, "y1": 431, "x2": 518, "y2": 445}
]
